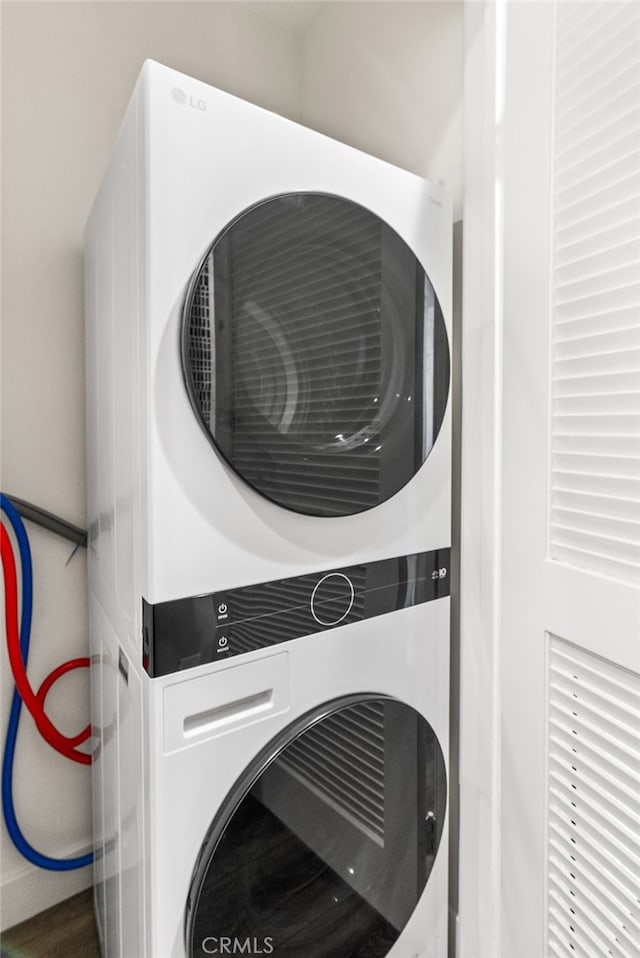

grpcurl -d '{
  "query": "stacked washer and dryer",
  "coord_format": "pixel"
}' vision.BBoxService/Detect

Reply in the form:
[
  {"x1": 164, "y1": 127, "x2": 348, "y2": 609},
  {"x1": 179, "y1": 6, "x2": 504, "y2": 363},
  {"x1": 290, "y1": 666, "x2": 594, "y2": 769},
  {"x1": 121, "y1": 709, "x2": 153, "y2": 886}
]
[{"x1": 85, "y1": 61, "x2": 452, "y2": 958}]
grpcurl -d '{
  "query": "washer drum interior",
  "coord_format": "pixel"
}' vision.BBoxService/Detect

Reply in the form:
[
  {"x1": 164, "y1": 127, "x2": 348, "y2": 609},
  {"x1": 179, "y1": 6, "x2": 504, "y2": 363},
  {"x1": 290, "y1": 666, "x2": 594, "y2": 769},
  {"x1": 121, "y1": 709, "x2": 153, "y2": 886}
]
[
  {"x1": 185, "y1": 695, "x2": 447, "y2": 958},
  {"x1": 182, "y1": 193, "x2": 450, "y2": 518}
]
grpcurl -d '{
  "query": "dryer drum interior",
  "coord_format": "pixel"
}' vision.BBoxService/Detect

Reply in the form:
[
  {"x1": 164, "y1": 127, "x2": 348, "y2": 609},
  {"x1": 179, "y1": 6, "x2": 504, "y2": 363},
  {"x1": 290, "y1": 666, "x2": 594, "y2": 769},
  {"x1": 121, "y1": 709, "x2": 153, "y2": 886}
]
[
  {"x1": 186, "y1": 696, "x2": 447, "y2": 958},
  {"x1": 182, "y1": 193, "x2": 450, "y2": 517}
]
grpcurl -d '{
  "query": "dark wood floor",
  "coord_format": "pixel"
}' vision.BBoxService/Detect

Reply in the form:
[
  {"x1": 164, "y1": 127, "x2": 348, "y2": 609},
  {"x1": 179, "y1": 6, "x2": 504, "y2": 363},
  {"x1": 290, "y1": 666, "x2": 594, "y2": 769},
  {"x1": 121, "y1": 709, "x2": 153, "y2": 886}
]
[{"x1": 0, "y1": 888, "x2": 100, "y2": 958}]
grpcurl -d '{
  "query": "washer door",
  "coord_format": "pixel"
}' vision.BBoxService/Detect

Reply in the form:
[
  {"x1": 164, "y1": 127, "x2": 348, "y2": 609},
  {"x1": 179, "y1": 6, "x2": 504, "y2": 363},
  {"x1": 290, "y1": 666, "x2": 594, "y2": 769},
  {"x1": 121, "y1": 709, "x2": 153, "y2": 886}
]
[
  {"x1": 185, "y1": 696, "x2": 447, "y2": 958},
  {"x1": 182, "y1": 193, "x2": 450, "y2": 517}
]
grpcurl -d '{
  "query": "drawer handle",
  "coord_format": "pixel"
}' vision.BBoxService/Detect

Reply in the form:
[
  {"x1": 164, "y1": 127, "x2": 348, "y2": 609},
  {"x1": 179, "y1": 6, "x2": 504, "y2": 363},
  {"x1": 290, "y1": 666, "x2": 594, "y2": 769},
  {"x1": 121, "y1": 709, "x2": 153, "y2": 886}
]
[{"x1": 183, "y1": 689, "x2": 273, "y2": 738}]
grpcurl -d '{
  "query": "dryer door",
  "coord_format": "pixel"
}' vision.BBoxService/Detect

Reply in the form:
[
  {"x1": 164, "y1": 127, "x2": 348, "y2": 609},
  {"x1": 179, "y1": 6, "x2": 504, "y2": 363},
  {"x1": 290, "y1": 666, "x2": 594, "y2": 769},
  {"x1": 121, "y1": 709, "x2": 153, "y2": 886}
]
[
  {"x1": 185, "y1": 696, "x2": 447, "y2": 958},
  {"x1": 182, "y1": 194, "x2": 449, "y2": 517}
]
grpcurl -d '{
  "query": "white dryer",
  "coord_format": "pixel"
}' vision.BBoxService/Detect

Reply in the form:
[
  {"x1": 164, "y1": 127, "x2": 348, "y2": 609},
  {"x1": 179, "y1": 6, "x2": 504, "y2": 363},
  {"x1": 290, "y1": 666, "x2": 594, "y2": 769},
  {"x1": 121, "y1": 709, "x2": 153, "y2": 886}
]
[{"x1": 84, "y1": 61, "x2": 452, "y2": 958}]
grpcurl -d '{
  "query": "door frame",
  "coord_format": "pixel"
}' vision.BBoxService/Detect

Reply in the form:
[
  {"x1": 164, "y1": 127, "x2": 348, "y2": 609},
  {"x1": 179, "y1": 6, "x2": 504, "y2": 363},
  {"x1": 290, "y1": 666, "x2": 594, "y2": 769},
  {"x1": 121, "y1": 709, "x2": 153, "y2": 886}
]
[{"x1": 457, "y1": 2, "x2": 507, "y2": 956}]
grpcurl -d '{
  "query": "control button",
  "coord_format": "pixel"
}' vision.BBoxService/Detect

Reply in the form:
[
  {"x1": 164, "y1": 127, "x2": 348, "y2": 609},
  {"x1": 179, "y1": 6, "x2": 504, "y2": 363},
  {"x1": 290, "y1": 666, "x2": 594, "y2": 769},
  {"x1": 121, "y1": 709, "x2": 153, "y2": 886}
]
[
  {"x1": 311, "y1": 573, "x2": 355, "y2": 627},
  {"x1": 214, "y1": 596, "x2": 230, "y2": 624}
]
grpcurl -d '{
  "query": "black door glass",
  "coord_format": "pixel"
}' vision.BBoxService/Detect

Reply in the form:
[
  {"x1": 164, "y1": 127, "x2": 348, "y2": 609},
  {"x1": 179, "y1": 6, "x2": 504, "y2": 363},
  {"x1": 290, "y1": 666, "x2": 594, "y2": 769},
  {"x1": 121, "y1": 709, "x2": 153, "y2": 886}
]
[
  {"x1": 182, "y1": 194, "x2": 449, "y2": 517},
  {"x1": 185, "y1": 697, "x2": 447, "y2": 958}
]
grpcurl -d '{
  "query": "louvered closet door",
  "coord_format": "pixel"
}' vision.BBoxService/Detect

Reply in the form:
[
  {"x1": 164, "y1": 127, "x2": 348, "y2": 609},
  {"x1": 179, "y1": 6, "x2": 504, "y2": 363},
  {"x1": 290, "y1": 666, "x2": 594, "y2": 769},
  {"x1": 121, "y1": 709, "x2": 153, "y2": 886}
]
[
  {"x1": 496, "y1": 4, "x2": 640, "y2": 958},
  {"x1": 551, "y1": 0, "x2": 640, "y2": 583},
  {"x1": 546, "y1": 6, "x2": 640, "y2": 956},
  {"x1": 182, "y1": 193, "x2": 450, "y2": 517},
  {"x1": 185, "y1": 697, "x2": 447, "y2": 958}
]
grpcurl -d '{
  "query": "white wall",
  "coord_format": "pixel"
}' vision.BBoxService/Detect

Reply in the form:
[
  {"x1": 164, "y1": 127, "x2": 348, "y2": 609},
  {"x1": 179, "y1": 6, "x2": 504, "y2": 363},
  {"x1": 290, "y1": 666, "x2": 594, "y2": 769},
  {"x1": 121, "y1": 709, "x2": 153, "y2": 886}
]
[
  {"x1": 301, "y1": 1, "x2": 463, "y2": 218},
  {"x1": 0, "y1": 1, "x2": 302, "y2": 930},
  {"x1": 1, "y1": 0, "x2": 462, "y2": 932}
]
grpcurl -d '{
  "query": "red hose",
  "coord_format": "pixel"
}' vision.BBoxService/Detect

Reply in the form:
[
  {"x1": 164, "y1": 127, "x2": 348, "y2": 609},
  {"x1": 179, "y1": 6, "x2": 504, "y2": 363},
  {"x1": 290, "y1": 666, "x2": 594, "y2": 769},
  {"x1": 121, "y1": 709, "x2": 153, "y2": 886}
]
[
  {"x1": 1, "y1": 524, "x2": 92, "y2": 765},
  {"x1": 36, "y1": 660, "x2": 91, "y2": 749}
]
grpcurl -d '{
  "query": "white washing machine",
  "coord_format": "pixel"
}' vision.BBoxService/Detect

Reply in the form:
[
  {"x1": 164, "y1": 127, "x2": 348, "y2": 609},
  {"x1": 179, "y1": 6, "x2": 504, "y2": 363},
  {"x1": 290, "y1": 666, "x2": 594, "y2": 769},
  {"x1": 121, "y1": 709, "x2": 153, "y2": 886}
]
[{"x1": 84, "y1": 61, "x2": 452, "y2": 958}]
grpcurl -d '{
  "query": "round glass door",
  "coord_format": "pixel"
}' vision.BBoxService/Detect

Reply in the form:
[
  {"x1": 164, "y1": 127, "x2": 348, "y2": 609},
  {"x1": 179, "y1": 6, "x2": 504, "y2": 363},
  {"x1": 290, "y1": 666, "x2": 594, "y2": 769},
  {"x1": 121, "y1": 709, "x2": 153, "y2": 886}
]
[
  {"x1": 185, "y1": 696, "x2": 447, "y2": 958},
  {"x1": 182, "y1": 193, "x2": 450, "y2": 517}
]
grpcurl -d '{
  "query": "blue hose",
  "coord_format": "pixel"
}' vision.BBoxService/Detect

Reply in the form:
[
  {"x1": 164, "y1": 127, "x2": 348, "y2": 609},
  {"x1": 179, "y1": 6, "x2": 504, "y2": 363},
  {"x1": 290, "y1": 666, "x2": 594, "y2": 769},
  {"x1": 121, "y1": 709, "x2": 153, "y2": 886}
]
[{"x1": 1, "y1": 493, "x2": 92, "y2": 870}]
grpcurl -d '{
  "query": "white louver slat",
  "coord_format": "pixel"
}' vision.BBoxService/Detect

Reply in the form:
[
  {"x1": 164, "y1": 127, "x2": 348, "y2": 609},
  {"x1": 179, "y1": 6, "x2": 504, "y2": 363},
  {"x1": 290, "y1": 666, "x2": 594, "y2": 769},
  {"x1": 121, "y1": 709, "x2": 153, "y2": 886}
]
[
  {"x1": 547, "y1": 636, "x2": 640, "y2": 958},
  {"x1": 550, "y1": 1, "x2": 640, "y2": 586}
]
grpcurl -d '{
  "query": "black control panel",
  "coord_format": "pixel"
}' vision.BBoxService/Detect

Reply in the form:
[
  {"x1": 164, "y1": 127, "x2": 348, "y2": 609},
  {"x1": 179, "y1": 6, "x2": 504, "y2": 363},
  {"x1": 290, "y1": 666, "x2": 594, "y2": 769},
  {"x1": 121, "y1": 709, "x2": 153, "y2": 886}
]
[{"x1": 142, "y1": 548, "x2": 450, "y2": 677}]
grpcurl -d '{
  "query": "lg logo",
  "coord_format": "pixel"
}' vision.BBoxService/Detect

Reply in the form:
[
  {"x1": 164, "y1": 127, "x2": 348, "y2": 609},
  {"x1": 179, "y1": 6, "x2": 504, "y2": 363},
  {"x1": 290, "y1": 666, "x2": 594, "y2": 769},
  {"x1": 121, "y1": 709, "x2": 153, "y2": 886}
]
[{"x1": 171, "y1": 87, "x2": 206, "y2": 111}]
